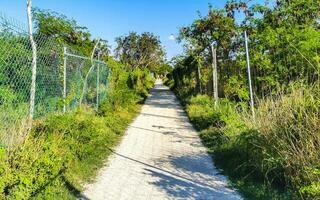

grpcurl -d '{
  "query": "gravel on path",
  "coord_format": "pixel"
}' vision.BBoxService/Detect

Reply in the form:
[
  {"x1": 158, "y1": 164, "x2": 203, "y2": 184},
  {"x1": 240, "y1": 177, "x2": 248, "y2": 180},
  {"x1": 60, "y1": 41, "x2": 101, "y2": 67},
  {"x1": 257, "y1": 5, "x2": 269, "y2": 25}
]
[{"x1": 83, "y1": 80, "x2": 242, "y2": 200}]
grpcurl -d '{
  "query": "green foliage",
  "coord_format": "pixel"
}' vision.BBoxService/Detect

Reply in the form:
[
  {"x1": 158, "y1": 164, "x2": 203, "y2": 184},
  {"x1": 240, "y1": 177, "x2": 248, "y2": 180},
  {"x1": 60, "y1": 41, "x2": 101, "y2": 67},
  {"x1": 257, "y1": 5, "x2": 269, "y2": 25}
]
[
  {"x1": 187, "y1": 95, "x2": 244, "y2": 132},
  {"x1": 0, "y1": 133, "x2": 69, "y2": 199},
  {"x1": 200, "y1": 127, "x2": 228, "y2": 148},
  {"x1": 115, "y1": 32, "x2": 165, "y2": 72},
  {"x1": 106, "y1": 58, "x2": 141, "y2": 109},
  {"x1": 0, "y1": 53, "x2": 148, "y2": 199},
  {"x1": 179, "y1": 8, "x2": 235, "y2": 55},
  {"x1": 244, "y1": 83, "x2": 320, "y2": 198},
  {"x1": 169, "y1": 55, "x2": 198, "y2": 105},
  {"x1": 183, "y1": 83, "x2": 320, "y2": 199},
  {"x1": 170, "y1": 0, "x2": 319, "y2": 100},
  {"x1": 224, "y1": 76, "x2": 249, "y2": 101},
  {"x1": 153, "y1": 63, "x2": 173, "y2": 77},
  {"x1": 168, "y1": 2, "x2": 320, "y2": 197},
  {"x1": 300, "y1": 174, "x2": 320, "y2": 198},
  {"x1": 33, "y1": 8, "x2": 109, "y2": 57},
  {"x1": 187, "y1": 95, "x2": 224, "y2": 130},
  {"x1": 0, "y1": 102, "x2": 139, "y2": 199},
  {"x1": 128, "y1": 68, "x2": 155, "y2": 99}
]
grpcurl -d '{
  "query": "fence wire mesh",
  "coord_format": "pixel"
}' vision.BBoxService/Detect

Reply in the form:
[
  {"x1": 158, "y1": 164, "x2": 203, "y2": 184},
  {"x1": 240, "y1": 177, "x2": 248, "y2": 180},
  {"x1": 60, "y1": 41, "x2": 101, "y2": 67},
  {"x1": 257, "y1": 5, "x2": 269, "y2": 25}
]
[
  {"x1": 0, "y1": 12, "x2": 110, "y2": 147},
  {"x1": 64, "y1": 48, "x2": 110, "y2": 111}
]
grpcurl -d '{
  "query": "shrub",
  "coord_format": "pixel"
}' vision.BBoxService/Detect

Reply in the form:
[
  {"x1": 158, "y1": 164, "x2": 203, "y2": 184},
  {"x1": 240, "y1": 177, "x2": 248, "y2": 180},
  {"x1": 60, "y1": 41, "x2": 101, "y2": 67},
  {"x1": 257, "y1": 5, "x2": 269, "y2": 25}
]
[
  {"x1": 200, "y1": 127, "x2": 229, "y2": 148},
  {"x1": 107, "y1": 59, "x2": 142, "y2": 109},
  {"x1": 0, "y1": 103, "x2": 139, "y2": 199},
  {"x1": 128, "y1": 68, "x2": 155, "y2": 99},
  {"x1": 0, "y1": 57, "x2": 144, "y2": 199},
  {"x1": 187, "y1": 95, "x2": 225, "y2": 130},
  {"x1": 0, "y1": 131, "x2": 69, "y2": 199},
  {"x1": 183, "y1": 83, "x2": 319, "y2": 199}
]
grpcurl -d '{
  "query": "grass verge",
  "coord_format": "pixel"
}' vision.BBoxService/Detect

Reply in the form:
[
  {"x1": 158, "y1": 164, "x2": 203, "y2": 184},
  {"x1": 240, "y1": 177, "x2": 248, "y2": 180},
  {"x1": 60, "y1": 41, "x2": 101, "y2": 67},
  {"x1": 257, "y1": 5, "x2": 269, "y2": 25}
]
[
  {"x1": 178, "y1": 82, "x2": 319, "y2": 199},
  {"x1": 0, "y1": 102, "x2": 140, "y2": 199}
]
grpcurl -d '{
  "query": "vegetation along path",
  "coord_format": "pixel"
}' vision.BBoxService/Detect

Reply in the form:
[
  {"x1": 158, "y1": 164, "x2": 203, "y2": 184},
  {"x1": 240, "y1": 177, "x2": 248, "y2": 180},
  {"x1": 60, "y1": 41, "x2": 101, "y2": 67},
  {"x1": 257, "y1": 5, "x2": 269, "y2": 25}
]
[{"x1": 83, "y1": 80, "x2": 242, "y2": 200}]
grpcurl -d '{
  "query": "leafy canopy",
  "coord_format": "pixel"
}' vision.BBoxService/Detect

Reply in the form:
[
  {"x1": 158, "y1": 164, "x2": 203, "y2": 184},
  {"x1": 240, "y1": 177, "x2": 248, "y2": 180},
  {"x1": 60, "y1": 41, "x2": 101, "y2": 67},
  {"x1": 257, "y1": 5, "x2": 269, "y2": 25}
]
[{"x1": 115, "y1": 32, "x2": 165, "y2": 72}]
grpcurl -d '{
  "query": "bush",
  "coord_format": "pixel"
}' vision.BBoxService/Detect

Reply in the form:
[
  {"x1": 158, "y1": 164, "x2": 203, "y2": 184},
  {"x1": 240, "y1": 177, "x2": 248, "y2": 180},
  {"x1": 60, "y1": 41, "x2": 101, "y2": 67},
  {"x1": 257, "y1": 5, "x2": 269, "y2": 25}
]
[
  {"x1": 200, "y1": 127, "x2": 229, "y2": 148},
  {"x1": 183, "y1": 83, "x2": 319, "y2": 199},
  {"x1": 127, "y1": 68, "x2": 155, "y2": 99},
  {"x1": 0, "y1": 103, "x2": 139, "y2": 199},
  {"x1": 187, "y1": 95, "x2": 225, "y2": 130},
  {"x1": 106, "y1": 59, "x2": 142, "y2": 109},
  {"x1": 0, "y1": 58, "x2": 145, "y2": 199}
]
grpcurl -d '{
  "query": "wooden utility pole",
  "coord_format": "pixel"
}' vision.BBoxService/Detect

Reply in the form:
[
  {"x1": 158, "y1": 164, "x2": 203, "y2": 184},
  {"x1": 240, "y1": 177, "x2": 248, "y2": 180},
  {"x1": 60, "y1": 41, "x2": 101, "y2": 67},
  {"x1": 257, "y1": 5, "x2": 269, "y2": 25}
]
[{"x1": 211, "y1": 42, "x2": 218, "y2": 108}]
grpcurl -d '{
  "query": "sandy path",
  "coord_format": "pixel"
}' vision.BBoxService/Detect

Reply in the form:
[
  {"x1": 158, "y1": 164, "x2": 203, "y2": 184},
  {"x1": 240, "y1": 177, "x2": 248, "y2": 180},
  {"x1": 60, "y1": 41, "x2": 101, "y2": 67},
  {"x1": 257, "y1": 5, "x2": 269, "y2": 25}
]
[{"x1": 83, "y1": 80, "x2": 242, "y2": 200}]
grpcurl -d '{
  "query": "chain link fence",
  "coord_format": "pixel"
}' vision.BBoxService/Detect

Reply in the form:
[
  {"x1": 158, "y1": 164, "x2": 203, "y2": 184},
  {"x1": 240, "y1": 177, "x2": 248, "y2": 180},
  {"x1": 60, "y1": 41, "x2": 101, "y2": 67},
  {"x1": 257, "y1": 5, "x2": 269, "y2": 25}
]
[
  {"x1": 0, "y1": 12, "x2": 110, "y2": 147},
  {"x1": 64, "y1": 47, "x2": 110, "y2": 111}
]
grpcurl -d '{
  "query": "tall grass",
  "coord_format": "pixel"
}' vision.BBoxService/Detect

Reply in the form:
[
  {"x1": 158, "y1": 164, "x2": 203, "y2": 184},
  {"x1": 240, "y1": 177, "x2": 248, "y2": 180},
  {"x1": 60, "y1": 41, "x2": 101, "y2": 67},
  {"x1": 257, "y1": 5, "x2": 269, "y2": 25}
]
[
  {"x1": 0, "y1": 104, "x2": 29, "y2": 148},
  {"x1": 184, "y1": 82, "x2": 320, "y2": 199},
  {"x1": 243, "y1": 83, "x2": 320, "y2": 198}
]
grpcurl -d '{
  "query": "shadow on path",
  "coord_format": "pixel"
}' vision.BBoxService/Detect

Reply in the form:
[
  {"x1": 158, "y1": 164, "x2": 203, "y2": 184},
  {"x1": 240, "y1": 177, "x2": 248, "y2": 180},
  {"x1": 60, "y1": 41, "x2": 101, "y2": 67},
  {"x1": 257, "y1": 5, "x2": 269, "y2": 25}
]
[
  {"x1": 140, "y1": 112, "x2": 186, "y2": 120},
  {"x1": 144, "y1": 169, "x2": 232, "y2": 199},
  {"x1": 83, "y1": 80, "x2": 241, "y2": 200},
  {"x1": 129, "y1": 125, "x2": 176, "y2": 135},
  {"x1": 129, "y1": 125, "x2": 198, "y2": 140},
  {"x1": 105, "y1": 147, "x2": 239, "y2": 199},
  {"x1": 106, "y1": 147, "x2": 223, "y2": 190}
]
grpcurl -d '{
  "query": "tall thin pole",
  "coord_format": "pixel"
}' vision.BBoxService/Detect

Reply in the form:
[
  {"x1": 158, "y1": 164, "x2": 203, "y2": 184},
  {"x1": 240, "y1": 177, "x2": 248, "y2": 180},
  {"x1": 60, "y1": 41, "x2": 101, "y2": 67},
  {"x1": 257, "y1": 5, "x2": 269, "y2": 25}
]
[
  {"x1": 244, "y1": 31, "x2": 255, "y2": 119},
  {"x1": 63, "y1": 47, "x2": 67, "y2": 113},
  {"x1": 197, "y1": 64, "x2": 202, "y2": 93},
  {"x1": 27, "y1": 0, "x2": 37, "y2": 130},
  {"x1": 80, "y1": 40, "x2": 101, "y2": 105},
  {"x1": 96, "y1": 52, "x2": 100, "y2": 110},
  {"x1": 211, "y1": 43, "x2": 218, "y2": 109}
]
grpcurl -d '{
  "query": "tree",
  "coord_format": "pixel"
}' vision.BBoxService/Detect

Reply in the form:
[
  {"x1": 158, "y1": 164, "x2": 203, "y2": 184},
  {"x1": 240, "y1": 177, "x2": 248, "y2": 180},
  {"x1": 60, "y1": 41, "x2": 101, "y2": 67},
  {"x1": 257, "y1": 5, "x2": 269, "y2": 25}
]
[
  {"x1": 32, "y1": 8, "x2": 110, "y2": 56},
  {"x1": 115, "y1": 32, "x2": 165, "y2": 72},
  {"x1": 173, "y1": 0, "x2": 319, "y2": 100},
  {"x1": 178, "y1": 8, "x2": 237, "y2": 97},
  {"x1": 242, "y1": 0, "x2": 320, "y2": 95},
  {"x1": 153, "y1": 63, "x2": 173, "y2": 77}
]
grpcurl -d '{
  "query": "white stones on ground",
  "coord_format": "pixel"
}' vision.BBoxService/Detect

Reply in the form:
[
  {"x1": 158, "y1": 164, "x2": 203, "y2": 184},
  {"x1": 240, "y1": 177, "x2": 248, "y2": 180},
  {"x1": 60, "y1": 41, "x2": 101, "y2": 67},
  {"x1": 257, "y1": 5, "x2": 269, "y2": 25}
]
[{"x1": 83, "y1": 79, "x2": 242, "y2": 200}]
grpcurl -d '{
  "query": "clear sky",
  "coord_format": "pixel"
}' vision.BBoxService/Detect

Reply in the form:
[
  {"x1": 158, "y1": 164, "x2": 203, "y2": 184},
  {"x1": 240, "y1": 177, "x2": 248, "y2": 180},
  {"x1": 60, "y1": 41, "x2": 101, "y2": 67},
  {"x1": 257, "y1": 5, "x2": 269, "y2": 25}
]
[{"x1": 0, "y1": 0, "x2": 262, "y2": 59}]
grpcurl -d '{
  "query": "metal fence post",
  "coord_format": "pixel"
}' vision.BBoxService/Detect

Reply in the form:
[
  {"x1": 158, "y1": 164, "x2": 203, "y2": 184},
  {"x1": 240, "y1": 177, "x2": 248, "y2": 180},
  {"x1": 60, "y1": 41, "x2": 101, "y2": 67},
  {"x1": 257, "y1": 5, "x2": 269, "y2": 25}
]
[
  {"x1": 96, "y1": 52, "x2": 100, "y2": 110},
  {"x1": 27, "y1": 0, "x2": 37, "y2": 130},
  {"x1": 63, "y1": 46, "x2": 67, "y2": 113},
  {"x1": 244, "y1": 31, "x2": 255, "y2": 120}
]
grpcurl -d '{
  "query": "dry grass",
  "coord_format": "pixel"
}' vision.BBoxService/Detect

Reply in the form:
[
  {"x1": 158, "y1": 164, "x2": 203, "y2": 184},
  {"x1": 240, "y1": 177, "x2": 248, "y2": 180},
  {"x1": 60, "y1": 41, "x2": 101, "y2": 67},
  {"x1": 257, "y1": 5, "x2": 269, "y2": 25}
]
[
  {"x1": 243, "y1": 82, "x2": 320, "y2": 197},
  {"x1": 185, "y1": 82, "x2": 319, "y2": 199}
]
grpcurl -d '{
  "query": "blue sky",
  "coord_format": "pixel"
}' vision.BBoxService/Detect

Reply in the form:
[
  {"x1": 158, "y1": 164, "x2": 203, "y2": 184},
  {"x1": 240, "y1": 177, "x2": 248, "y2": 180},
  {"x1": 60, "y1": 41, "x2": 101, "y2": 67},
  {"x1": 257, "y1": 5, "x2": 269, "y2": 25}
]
[{"x1": 0, "y1": 0, "x2": 263, "y2": 59}]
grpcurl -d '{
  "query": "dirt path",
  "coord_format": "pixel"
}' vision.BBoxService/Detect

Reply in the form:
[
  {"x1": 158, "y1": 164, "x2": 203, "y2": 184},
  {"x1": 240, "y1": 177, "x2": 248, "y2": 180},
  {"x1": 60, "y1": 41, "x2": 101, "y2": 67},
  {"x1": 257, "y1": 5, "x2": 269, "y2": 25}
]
[{"x1": 83, "y1": 80, "x2": 242, "y2": 200}]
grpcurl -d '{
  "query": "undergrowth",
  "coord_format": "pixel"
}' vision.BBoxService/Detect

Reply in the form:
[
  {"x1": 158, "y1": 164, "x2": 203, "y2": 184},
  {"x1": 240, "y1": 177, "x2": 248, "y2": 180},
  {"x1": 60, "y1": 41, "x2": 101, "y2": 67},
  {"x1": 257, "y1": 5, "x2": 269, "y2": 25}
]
[
  {"x1": 0, "y1": 58, "x2": 153, "y2": 199},
  {"x1": 182, "y1": 82, "x2": 320, "y2": 199}
]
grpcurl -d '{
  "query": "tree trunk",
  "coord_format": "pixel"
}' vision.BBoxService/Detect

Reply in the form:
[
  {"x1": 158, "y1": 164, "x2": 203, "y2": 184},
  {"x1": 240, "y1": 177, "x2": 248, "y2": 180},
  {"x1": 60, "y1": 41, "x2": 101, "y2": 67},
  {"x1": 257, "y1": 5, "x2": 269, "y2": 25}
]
[
  {"x1": 197, "y1": 65, "x2": 202, "y2": 93},
  {"x1": 211, "y1": 45, "x2": 218, "y2": 108}
]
